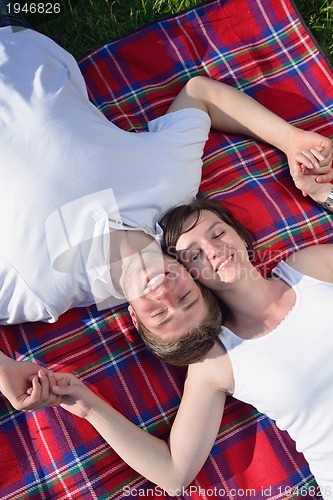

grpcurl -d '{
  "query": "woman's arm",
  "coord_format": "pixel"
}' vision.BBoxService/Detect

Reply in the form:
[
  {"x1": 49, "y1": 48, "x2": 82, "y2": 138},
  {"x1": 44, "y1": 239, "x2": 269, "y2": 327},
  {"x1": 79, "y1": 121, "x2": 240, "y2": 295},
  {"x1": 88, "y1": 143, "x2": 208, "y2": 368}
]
[
  {"x1": 46, "y1": 343, "x2": 229, "y2": 492},
  {"x1": 286, "y1": 163, "x2": 333, "y2": 281},
  {"x1": 168, "y1": 77, "x2": 333, "y2": 183},
  {"x1": 286, "y1": 244, "x2": 333, "y2": 283}
]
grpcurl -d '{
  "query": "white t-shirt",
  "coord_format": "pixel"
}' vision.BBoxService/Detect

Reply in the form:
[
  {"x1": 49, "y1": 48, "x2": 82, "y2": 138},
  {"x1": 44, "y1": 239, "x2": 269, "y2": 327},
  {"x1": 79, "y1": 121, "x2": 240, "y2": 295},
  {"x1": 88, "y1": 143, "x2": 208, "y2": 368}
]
[{"x1": 0, "y1": 27, "x2": 211, "y2": 324}]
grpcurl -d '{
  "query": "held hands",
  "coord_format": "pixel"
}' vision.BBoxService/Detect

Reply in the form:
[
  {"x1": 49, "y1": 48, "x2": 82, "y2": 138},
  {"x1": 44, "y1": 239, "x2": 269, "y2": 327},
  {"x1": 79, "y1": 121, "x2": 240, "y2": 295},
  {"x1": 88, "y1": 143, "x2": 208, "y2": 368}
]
[
  {"x1": 285, "y1": 127, "x2": 333, "y2": 184},
  {"x1": 292, "y1": 164, "x2": 333, "y2": 203},
  {"x1": 26, "y1": 369, "x2": 95, "y2": 419},
  {"x1": 0, "y1": 353, "x2": 96, "y2": 417},
  {"x1": 0, "y1": 357, "x2": 61, "y2": 412}
]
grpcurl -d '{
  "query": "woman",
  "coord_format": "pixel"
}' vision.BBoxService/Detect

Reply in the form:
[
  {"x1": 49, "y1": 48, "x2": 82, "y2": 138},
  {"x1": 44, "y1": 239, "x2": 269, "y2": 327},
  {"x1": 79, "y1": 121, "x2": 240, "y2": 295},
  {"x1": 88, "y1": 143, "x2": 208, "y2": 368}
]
[{"x1": 25, "y1": 134, "x2": 333, "y2": 496}]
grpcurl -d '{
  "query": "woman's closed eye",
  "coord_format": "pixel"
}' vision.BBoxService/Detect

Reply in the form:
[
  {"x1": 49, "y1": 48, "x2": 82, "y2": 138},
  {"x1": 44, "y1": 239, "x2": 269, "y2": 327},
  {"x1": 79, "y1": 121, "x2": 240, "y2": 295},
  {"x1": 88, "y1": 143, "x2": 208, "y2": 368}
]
[
  {"x1": 212, "y1": 230, "x2": 225, "y2": 239},
  {"x1": 190, "y1": 249, "x2": 202, "y2": 261}
]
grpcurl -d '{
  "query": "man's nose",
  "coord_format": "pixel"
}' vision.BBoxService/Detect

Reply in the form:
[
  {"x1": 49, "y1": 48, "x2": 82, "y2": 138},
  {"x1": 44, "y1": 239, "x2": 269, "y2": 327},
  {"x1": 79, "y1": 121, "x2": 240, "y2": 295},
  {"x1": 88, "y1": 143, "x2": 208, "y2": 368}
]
[{"x1": 153, "y1": 281, "x2": 177, "y2": 306}]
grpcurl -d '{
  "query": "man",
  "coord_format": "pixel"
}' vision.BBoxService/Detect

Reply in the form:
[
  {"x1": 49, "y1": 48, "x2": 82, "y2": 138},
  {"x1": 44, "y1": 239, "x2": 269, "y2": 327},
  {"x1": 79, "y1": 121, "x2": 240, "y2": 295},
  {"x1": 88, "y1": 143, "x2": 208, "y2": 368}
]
[{"x1": 0, "y1": 2, "x2": 332, "y2": 410}]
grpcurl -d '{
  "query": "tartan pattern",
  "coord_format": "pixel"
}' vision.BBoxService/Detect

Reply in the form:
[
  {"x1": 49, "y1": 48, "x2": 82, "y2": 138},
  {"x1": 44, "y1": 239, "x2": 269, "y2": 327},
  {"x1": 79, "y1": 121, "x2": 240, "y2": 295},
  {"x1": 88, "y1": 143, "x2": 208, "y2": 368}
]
[{"x1": 1, "y1": 0, "x2": 333, "y2": 498}]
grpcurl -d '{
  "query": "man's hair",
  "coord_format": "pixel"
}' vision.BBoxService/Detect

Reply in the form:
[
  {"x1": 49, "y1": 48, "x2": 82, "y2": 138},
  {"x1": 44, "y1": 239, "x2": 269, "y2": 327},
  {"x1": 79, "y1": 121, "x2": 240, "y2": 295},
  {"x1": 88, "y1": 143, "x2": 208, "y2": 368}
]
[
  {"x1": 137, "y1": 282, "x2": 222, "y2": 366},
  {"x1": 159, "y1": 198, "x2": 254, "y2": 259}
]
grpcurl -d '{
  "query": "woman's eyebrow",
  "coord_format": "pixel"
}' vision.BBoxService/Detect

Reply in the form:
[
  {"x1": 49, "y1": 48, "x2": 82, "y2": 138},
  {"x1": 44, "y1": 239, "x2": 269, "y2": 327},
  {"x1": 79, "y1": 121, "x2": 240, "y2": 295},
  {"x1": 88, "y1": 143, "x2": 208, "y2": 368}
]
[
  {"x1": 208, "y1": 221, "x2": 222, "y2": 231},
  {"x1": 181, "y1": 221, "x2": 222, "y2": 251}
]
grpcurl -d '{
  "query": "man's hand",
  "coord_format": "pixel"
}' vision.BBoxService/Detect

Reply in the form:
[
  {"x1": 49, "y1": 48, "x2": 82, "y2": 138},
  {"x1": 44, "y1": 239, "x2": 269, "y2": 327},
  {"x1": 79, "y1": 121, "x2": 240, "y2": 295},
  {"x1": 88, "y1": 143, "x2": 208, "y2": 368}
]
[
  {"x1": 0, "y1": 353, "x2": 61, "y2": 411},
  {"x1": 285, "y1": 128, "x2": 333, "y2": 184},
  {"x1": 291, "y1": 170, "x2": 332, "y2": 204}
]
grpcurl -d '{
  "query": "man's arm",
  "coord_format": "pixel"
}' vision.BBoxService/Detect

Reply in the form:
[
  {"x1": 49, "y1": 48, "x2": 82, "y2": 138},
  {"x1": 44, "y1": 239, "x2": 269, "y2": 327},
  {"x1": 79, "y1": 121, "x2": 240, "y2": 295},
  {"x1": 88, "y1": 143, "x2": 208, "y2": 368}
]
[
  {"x1": 168, "y1": 77, "x2": 333, "y2": 183},
  {"x1": 0, "y1": 351, "x2": 60, "y2": 411}
]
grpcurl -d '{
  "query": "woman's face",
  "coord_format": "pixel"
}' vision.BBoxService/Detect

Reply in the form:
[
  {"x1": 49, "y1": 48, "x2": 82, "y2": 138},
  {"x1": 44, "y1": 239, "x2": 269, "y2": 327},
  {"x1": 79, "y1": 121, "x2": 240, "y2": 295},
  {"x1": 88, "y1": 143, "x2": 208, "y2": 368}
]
[{"x1": 175, "y1": 210, "x2": 250, "y2": 290}]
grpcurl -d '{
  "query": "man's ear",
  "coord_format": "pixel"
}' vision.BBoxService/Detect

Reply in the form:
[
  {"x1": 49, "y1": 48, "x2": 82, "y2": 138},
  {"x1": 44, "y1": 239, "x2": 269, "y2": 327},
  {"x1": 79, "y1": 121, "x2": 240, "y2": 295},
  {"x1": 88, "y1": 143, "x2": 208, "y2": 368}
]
[{"x1": 128, "y1": 305, "x2": 139, "y2": 329}]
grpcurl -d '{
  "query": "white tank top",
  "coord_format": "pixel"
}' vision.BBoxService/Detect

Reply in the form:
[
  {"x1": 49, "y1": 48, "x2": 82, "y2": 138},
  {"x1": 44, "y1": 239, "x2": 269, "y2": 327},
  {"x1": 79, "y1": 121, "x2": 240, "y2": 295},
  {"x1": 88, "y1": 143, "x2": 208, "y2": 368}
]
[{"x1": 219, "y1": 261, "x2": 333, "y2": 498}]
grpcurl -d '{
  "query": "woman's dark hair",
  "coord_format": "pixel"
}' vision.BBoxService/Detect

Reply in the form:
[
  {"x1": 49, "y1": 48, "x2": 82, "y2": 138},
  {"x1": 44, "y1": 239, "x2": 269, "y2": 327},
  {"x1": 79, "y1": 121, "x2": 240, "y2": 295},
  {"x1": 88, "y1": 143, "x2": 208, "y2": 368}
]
[{"x1": 159, "y1": 198, "x2": 254, "y2": 259}]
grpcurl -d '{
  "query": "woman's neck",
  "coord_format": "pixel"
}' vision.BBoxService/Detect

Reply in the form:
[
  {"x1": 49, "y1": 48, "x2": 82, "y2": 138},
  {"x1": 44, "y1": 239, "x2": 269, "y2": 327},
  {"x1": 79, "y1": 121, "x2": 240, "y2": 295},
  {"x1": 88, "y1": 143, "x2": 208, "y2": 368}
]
[{"x1": 215, "y1": 272, "x2": 296, "y2": 339}]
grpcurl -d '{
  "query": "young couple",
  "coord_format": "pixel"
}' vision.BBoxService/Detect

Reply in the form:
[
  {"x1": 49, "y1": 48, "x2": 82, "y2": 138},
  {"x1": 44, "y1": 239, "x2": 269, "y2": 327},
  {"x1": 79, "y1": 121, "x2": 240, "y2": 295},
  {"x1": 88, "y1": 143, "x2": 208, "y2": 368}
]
[
  {"x1": 0, "y1": 4, "x2": 333, "y2": 496},
  {"x1": 31, "y1": 181, "x2": 333, "y2": 498}
]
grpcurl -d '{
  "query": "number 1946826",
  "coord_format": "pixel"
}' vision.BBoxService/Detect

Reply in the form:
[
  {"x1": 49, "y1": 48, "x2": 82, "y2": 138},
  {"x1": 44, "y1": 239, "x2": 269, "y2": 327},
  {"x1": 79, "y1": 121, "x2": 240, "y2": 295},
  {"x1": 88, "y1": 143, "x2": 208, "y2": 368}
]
[{"x1": 6, "y1": 3, "x2": 61, "y2": 14}]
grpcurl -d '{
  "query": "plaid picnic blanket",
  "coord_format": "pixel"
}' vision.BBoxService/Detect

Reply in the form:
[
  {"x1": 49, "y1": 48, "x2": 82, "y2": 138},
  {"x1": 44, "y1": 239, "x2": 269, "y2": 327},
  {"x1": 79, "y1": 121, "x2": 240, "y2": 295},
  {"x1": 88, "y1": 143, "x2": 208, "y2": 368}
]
[{"x1": 1, "y1": 0, "x2": 333, "y2": 498}]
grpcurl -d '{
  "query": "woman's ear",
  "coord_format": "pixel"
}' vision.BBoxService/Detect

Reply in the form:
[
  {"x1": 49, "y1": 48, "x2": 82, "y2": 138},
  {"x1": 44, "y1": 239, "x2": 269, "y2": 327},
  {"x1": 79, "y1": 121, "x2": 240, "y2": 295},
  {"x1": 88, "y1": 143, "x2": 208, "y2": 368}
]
[{"x1": 128, "y1": 305, "x2": 139, "y2": 329}]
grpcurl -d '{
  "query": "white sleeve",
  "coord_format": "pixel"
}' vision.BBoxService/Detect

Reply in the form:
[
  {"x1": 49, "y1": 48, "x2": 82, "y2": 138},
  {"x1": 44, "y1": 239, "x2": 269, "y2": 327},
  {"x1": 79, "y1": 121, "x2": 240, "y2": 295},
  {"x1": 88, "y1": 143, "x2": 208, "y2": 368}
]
[
  {"x1": 148, "y1": 108, "x2": 211, "y2": 148},
  {"x1": 0, "y1": 256, "x2": 56, "y2": 324},
  {"x1": 147, "y1": 108, "x2": 211, "y2": 203}
]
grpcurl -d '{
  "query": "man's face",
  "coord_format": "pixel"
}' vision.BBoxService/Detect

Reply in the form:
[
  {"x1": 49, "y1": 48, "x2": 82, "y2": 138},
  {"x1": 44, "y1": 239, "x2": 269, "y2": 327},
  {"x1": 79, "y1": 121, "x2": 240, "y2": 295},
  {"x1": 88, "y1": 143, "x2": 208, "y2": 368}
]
[{"x1": 123, "y1": 251, "x2": 207, "y2": 338}]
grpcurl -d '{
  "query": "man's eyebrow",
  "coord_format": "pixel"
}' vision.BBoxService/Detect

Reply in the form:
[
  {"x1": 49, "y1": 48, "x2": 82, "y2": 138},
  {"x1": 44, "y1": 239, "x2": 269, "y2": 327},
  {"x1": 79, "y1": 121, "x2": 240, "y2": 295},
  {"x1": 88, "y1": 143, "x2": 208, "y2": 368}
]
[
  {"x1": 155, "y1": 298, "x2": 199, "y2": 328},
  {"x1": 183, "y1": 298, "x2": 199, "y2": 311},
  {"x1": 156, "y1": 314, "x2": 174, "y2": 328}
]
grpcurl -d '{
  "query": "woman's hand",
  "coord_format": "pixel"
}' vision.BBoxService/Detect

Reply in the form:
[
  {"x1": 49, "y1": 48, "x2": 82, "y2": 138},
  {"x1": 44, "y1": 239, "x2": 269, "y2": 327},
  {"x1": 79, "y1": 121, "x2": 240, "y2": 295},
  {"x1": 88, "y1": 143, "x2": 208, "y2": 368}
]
[
  {"x1": 291, "y1": 162, "x2": 332, "y2": 203},
  {"x1": 285, "y1": 128, "x2": 333, "y2": 184},
  {"x1": 50, "y1": 371, "x2": 96, "y2": 419}
]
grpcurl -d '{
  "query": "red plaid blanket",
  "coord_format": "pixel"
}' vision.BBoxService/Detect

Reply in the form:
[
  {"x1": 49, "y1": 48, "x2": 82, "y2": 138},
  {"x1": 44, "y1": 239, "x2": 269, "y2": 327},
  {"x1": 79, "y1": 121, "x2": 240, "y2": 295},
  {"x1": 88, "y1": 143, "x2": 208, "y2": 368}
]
[{"x1": 1, "y1": 0, "x2": 333, "y2": 498}]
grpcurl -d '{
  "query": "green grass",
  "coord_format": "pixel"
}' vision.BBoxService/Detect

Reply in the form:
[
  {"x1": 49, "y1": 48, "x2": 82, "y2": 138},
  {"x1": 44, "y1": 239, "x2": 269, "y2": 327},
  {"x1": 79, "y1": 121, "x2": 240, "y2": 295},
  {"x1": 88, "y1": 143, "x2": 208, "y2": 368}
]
[{"x1": 28, "y1": 0, "x2": 333, "y2": 63}]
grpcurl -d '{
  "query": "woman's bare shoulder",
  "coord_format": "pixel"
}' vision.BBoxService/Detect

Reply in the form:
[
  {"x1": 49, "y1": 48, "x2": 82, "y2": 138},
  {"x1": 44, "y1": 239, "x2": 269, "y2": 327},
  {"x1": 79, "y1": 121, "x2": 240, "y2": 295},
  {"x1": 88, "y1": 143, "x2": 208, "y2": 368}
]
[
  {"x1": 187, "y1": 340, "x2": 235, "y2": 395},
  {"x1": 286, "y1": 243, "x2": 333, "y2": 282}
]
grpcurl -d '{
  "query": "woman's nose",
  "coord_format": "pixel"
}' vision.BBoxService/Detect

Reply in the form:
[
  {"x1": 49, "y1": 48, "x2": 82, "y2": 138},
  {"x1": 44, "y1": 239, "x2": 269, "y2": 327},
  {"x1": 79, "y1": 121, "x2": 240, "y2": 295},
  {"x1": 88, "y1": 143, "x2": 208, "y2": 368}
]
[{"x1": 205, "y1": 241, "x2": 219, "y2": 261}]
